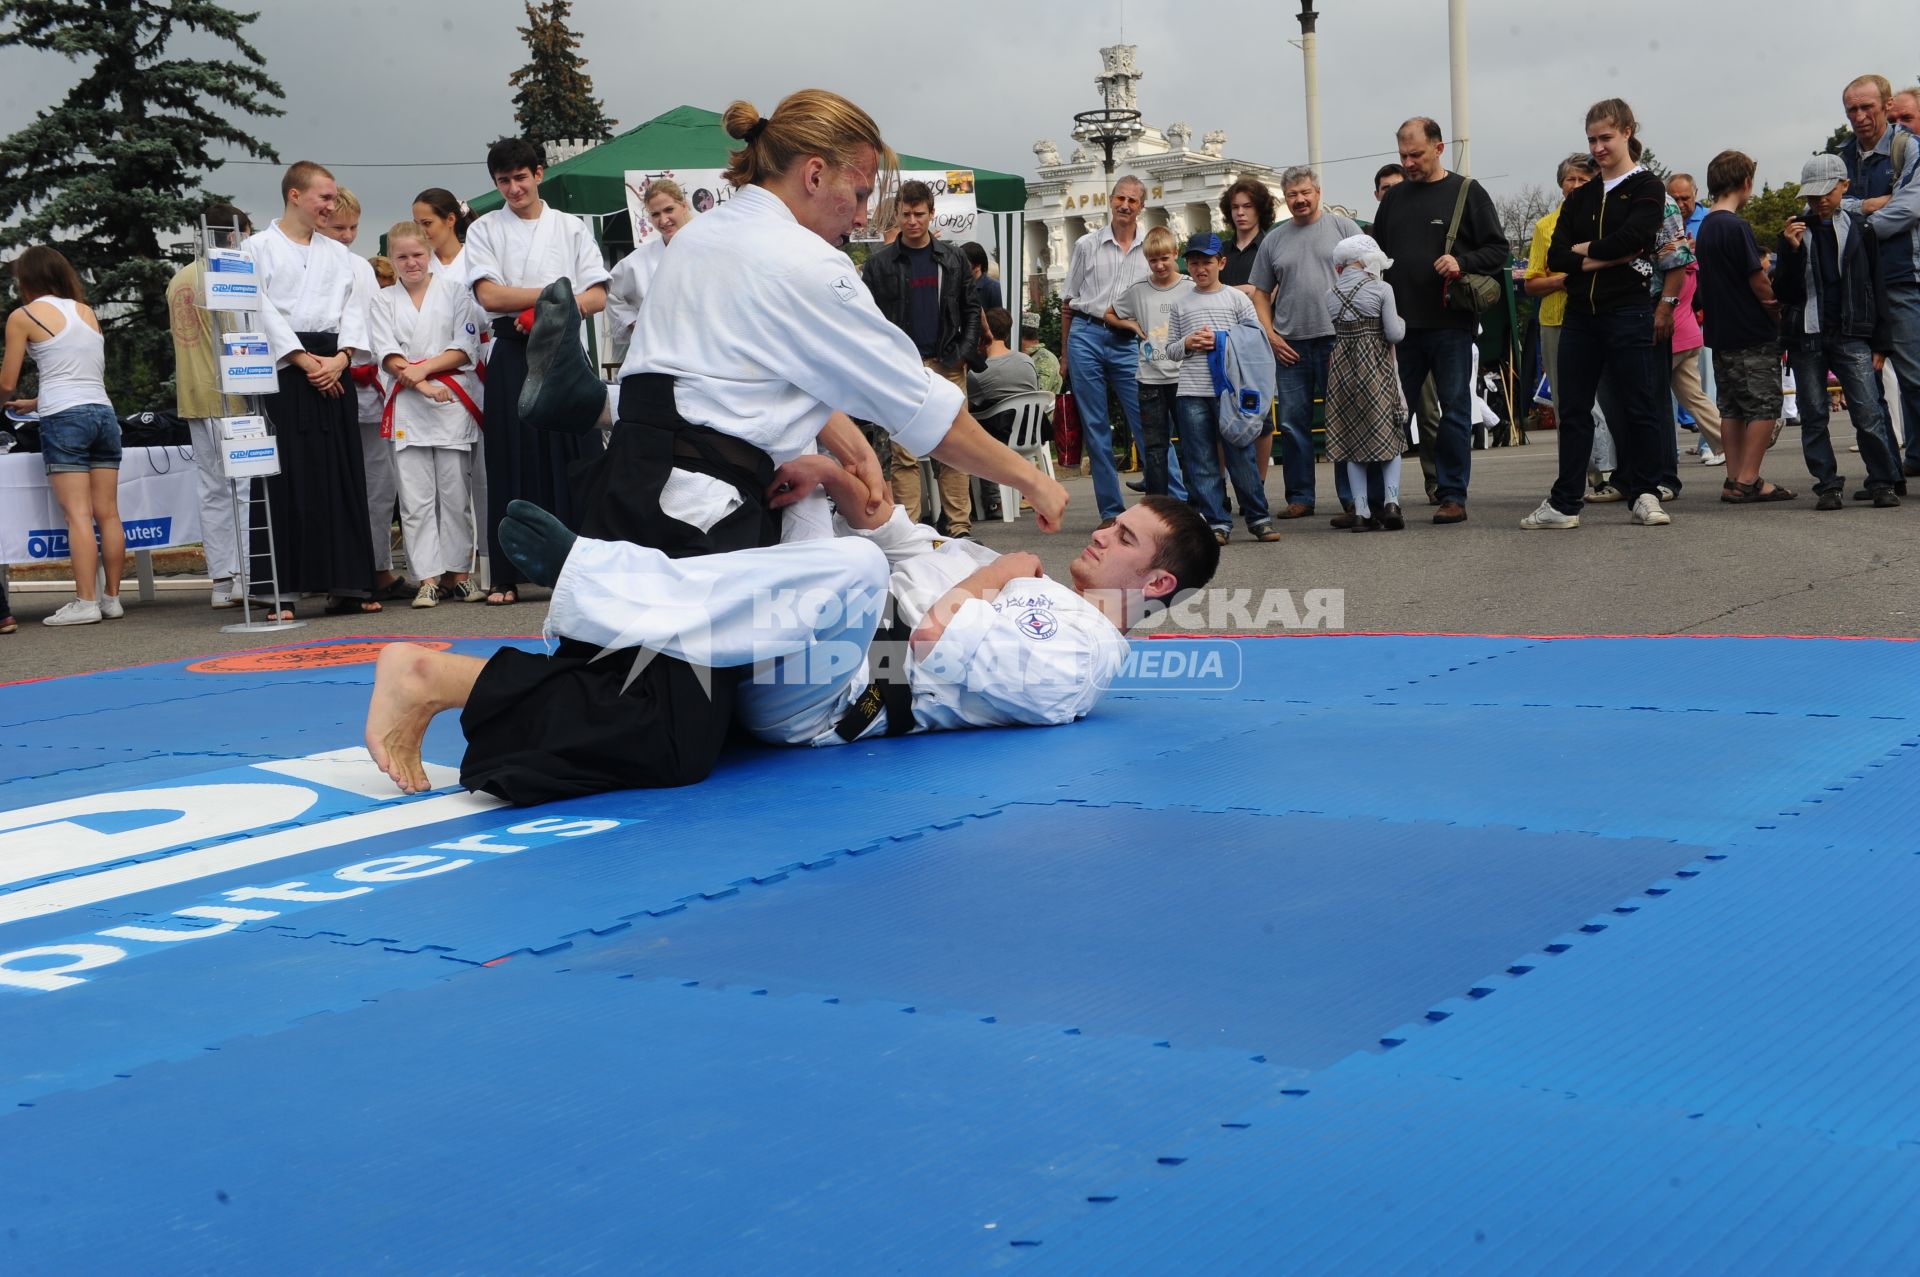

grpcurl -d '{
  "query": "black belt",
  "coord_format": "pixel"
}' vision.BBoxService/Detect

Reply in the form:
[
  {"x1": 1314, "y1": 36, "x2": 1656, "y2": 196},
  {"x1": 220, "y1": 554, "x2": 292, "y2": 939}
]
[
  {"x1": 489, "y1": 316, "x2": 527, "y2": 343},
  {"x1": 617, "y1": 372, "x2": 776, "y2": 494},
  {"x1": 834, "y1": 611, "x2": 916, "y2": 743}
]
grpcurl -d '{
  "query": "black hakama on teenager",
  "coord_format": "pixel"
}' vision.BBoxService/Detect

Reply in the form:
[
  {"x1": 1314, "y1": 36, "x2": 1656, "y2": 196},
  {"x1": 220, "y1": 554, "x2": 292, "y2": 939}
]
[
  {"x1": 249, "y1": 332, "x2": 376, "y2": 603},
  {"x1": 481, "y1": 317, "x2": 604, "y2": 598}
]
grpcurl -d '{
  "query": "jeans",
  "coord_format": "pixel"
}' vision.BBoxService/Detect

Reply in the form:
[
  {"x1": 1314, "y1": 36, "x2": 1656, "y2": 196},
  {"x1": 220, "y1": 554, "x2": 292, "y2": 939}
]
[
  {"x1": 1137, "y1": 382, "x2": 1188, "y2": 500},
  {"x1": 1393, "y1": 327, "x2": 1474, "y2": 504},
  {"x1": 1883, "y1": 280, "x2": 1920, "y2": 470},
  {"x1": 1551, "y1": 304, "x2": 1663, "y2": 514},
  {"x1": 1066, "y1": 320, "x2": 1140, "y2": 519},
  {"x1": 1542, "y1": 325, "x2": 1617, "y2": 473},
  {"x1": 1649, "y1": 328, "x2": 1682, "y2": 496},
  {"x1": 1794, "y1": 336, "x2": 1901, "y2": 494},
  {"x1": 1274, "y1": 335, "x2": 1349, "y2": 507},
  {"x1": 1175, "y1": 395, "x2": 1269, "y2": 529}
]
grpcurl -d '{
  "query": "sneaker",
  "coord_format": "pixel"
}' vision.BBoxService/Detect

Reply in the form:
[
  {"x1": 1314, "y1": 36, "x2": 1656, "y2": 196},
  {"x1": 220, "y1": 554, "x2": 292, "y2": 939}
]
[
  {"x1": 210, "y1": 587, "x2": 240, "y2": 609},
  {"x1": 1249, "y1": 521, "x2": 1282, "y2": 542},
  {"x1": 1213, "y1": 528, "x2": 1230, "y2": 546},
  {"x1": 1657, "y1": 485, "x2": 1677, "y2": 502},
  {"x1": 1587, "y1": 483, "x2": 1626, "y2": 503},
  {"x1": 1700, "y1": 450, "x2": 1725, "y2": 467},
  {"x1": 1520, "y1": 500, "x2": 1579, "y2": 530},
  {"x1": 1630, "y1": 494, "x2": 1672, "y2": 526},
  {"x1": 411, "y1": 581, "x2": 440, "y2": 609},
  {"x1": 98, "y1": 595, "x2": 124, "y2": 620},
  {"x1": 1874, "y1": 488, "x2": 1902, "y2": 508},
  {"x1": 1816, "y1": 490, "x2": 1844, "y2": 511},
  {"x1": 43, "y1": 598, "x2": 102, "y2": 626},
  {"x1": 444, "y1": 579, "x2": 486, "y2": 604}
]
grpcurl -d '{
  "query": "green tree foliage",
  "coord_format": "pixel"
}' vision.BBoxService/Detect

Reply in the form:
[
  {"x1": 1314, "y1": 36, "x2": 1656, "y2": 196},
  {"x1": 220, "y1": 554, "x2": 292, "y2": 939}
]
[
  {"x1": 1822, "y1": 124, "x2": 1852, "y2": 157},
  {"x1": 1637, "y1": 147, "x2": 1672, "y2": 183},
  {"x1": 1741, "y1": 182, "x2": 1805, "y2": 250},
  {"x1": 509, "y1": 1, "x2": 615, "y2": 148},
  {"x1": 0, "y1": 1, "x2": 283, "y2": 410}
]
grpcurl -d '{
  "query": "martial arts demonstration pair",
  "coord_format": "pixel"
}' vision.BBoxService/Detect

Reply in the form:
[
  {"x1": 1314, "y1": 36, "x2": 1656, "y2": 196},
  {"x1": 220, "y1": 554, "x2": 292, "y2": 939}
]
[{"x1": 364, "y1": 91, "x2": 1220, "y2": 802}]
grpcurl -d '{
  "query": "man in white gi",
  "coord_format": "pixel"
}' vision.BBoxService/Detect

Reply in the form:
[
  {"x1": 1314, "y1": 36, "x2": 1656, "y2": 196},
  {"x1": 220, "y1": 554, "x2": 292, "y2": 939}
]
[
  {"x1": 244, "y1": 161, "x2": 377, "y2": 618},
  {"x1": 364, "y1": 477, "x2": 1219, "y2": 797},
  {"x1": 464, "y1": 136, "x2": 611, "y2": 607}
]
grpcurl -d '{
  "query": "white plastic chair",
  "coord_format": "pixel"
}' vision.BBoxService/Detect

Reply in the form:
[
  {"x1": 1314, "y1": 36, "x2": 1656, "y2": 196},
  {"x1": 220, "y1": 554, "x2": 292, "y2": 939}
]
[{"x1": 968, "y1": 390, "x2": 1056, "y2": 522}]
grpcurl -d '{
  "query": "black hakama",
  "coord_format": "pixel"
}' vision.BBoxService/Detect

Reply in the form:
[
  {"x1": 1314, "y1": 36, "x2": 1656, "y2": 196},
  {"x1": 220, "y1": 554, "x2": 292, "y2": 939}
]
[
  {"x1": 249, "y1": 332, "x2": 376, "y2": 601},
  {"x1": 459, "y1": 374, "x2": 783, "y2": 806},
  {"x1": 482, "y1": 317, "x2": 604, "y2": 594}
]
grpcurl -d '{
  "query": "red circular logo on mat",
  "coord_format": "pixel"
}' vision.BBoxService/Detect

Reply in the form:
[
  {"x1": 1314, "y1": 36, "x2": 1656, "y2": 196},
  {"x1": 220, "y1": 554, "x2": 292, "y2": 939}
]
[{"x1": 187, "y1": 641, "x2": 452, "y2": 674}]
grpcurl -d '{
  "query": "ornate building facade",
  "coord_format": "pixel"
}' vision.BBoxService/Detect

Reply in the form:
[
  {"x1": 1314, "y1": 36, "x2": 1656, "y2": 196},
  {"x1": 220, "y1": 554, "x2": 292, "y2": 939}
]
[{"x1": 1023, "y1": 46, "x2": 1292, "y2": 296}]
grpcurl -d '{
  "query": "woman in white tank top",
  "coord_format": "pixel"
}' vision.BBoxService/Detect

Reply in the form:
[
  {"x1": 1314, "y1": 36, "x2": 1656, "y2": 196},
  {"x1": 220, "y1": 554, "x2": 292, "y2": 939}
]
[{"x1": 0, "y1": 245, "x2": 125, "y2": 626}]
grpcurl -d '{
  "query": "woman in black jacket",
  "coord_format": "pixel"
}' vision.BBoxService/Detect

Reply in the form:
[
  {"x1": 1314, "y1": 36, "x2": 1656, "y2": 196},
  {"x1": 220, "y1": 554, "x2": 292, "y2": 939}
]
[{"x1": 1523, "y1": 98, "x2": 1672, "y2": 528}]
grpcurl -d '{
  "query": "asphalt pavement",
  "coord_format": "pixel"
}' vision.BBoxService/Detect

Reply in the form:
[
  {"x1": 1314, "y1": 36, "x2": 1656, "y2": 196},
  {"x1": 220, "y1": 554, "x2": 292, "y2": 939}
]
[{"x1": 4, "y1": 426, "x2": 1915, "y2": 684}]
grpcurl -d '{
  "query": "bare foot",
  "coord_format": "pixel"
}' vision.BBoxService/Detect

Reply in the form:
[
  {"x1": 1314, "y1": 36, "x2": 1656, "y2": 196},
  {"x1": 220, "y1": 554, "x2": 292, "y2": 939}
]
[{"x1": 365, "y1": 644, "x2": 441, "y2": 794}]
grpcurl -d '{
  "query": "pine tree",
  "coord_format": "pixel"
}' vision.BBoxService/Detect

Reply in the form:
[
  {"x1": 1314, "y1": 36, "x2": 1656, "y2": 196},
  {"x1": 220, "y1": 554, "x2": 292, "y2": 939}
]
[
  {"x1": 508, "y1": 1, "x2": 615, "y2": 149},
  {"x1": 0, "y1": 1, "x2": 284, "y2": 410}
]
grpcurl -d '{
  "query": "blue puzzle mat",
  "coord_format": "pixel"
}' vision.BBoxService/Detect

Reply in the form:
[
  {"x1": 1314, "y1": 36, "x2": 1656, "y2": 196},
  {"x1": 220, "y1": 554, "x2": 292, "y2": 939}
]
[{"x1": 2, "y1": 633, "x2": 1918, "y2": 1274}]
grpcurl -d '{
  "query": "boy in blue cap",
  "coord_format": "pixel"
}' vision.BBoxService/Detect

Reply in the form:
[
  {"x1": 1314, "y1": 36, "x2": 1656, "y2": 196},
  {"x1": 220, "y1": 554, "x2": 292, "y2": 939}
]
[
  {"x1": 1775, "y1": 152, "x2": 1903, "y2": 509},
  {"x1": 1166, "y1": 232, "x2": 1279, "y2": 544}
]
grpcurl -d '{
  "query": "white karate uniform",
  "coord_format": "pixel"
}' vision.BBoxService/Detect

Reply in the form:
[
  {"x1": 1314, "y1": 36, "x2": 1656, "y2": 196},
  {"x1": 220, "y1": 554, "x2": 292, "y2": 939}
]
[
  {"x1": 547, "y1": 506, "x2": 1130, "y2": 747},
  {"x1": 615, "y1": 183, "x2": 964, "y2": 542},
  {"x1": 344, "y1": 254, "x2": 397, "y2": 572},
  {"x1": 427, "y1": 245, "x2": 488, "y2": 576},
  {"x1": 243, "y1": 220, "x2": 369, "y2": 368},
  {"x1": 463, "y1": 204, "x2": 610, "y2": 324},
  {"x1": 604, "y1": 234, "x2": 663, "y2": 358},
  {"x1": 619, "y1": 184, "x2": 960, "y2": 461},
  {"x1": 371, "y1": 274, "x2": 484, "y2": 580}
]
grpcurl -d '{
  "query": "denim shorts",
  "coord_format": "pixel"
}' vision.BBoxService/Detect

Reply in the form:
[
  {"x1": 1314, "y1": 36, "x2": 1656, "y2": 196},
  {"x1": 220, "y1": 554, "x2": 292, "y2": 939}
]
[{"x1": 39, "y1": 402, "x2": 122, "y2": 474}]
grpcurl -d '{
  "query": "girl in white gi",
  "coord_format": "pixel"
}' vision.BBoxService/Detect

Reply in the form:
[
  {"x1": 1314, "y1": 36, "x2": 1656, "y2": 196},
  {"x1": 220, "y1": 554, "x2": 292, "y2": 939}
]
[
  {"x1": 243, "y1": 161, "x2": 377, "y2": 620},
  {"x1": 380, "y1": 91, "x2": 1072, "y2": 806},
  {"x1": 464, "y1": 137, "x2": 610, "y2": 607},
  {"x1": 414, "y1": 187, "x2": 487, "y2": 594},
  {"x1": 321, "y1": 187, "x2": 409, "y2": 602},
  {"x1": 1323, "y1": 234, "x2": 1408, "y2": 532},
  {"x1": 0, "y1": 247, "x2": 124, "y2": 626},
  {"x1": 372, "y1": 223, "x2": 484, "y2": 608},
  {"x1": 412, "y1": 188, "x2": 470, "y2": 278},
  {"x1": 605, "y1": 179, "x2": 694, "y2": 358}
]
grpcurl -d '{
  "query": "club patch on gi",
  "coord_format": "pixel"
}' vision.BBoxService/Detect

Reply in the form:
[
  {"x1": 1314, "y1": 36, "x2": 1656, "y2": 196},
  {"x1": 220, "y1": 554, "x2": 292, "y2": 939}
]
[
  {"x1": 830, "y1": 277, "x2": 857, "y2": 303},
  {"x1": 1017, "y1": 608, "x2": 1059, "y2": 641}
]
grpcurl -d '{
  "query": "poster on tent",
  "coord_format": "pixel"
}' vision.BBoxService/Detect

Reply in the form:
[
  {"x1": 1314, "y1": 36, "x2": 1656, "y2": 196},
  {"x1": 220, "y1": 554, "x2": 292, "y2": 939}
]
[{"x1": 623, "y1": 169, "x2": 977, "y2": 246}]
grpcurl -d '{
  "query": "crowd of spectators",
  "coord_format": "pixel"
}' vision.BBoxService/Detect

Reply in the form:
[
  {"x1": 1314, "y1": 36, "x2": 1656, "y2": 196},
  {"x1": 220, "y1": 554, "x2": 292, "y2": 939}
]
[{"x1": 5, "y1": 70, "x2": 1920, "y2": 635}]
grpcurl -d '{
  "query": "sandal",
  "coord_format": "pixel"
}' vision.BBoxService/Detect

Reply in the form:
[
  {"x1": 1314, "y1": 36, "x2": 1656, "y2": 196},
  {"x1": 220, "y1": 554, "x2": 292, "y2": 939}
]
[
  {"x1": 264, "y1": 604, "x2": 297, "y2": 622},
  {"x1": 374, "y1": 577, "x2": 415, "y2": 602},
  {"x1": 485, "y1": 589, "x2": 519, "y2": 607},
  {"x1": 1742, "y1": 479, "x2": 1797, "y2": 502},
  {"x1": 324, "y1": 596, "x2": 383, "y2": 615}
]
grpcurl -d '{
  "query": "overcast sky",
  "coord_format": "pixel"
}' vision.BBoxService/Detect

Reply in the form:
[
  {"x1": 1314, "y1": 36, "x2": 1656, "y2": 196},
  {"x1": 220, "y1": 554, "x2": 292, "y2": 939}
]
[{"x1": 0, "y1": 0, "x2": 1904, "y2": 245}]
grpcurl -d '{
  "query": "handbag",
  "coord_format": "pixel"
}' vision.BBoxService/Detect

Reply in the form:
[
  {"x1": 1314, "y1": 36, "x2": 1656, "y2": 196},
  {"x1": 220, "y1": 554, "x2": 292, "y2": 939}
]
[
  {"x1": 1053, "y1": 389, "x2": 1082, "y2": 467},
  {"x1": 1444, "y1": 175, "x2": 1502, "y2": 316}
]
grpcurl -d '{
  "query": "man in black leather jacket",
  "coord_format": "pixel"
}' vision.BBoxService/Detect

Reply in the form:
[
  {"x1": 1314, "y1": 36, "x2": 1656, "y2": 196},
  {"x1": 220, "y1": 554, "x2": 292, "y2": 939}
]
[{"x1": 862, "y1": 180, "x2": 982, "y2": 534}]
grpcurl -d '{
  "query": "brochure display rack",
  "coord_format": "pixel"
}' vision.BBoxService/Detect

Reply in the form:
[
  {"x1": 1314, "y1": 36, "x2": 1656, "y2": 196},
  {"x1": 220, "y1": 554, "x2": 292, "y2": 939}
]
[{"x1": 197, "y1": 215, "x2": 302, "y2": 633}]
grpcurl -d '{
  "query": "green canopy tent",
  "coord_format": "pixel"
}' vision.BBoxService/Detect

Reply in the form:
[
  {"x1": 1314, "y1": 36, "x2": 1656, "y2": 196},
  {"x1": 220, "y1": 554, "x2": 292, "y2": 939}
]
[
  {"x1": 468, "y1": 106, "x2": 1031, "y2": 363},
  {"x1": 468, "y1": 104, "x2": 1027, "y2": 219}
]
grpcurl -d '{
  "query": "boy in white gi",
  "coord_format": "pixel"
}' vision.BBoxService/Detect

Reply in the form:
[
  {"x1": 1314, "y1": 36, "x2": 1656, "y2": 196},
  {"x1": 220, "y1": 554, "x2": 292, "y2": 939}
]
[
  {"x1": 321, "y1": 188, "x2": 408, "y2": 602},
  {"x1": 371, "y1": 223, "x2": 485, "y2": 607},
  {"x1": 243, "y1": 161, "x2": 377, "y2": 619},
  {"x1": 364, "y1": 476, "x2": 1219, "y2": 798}
]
